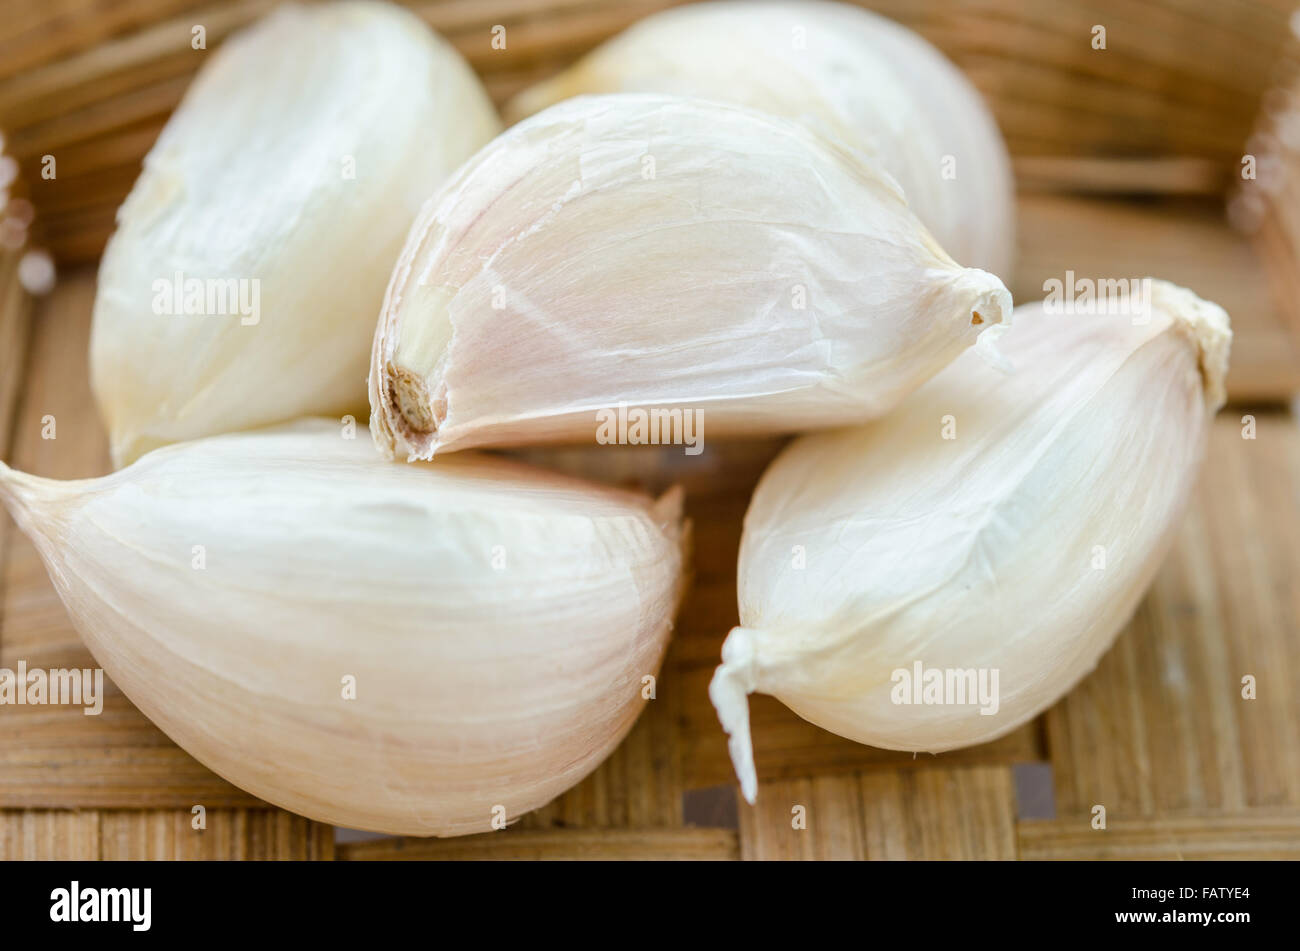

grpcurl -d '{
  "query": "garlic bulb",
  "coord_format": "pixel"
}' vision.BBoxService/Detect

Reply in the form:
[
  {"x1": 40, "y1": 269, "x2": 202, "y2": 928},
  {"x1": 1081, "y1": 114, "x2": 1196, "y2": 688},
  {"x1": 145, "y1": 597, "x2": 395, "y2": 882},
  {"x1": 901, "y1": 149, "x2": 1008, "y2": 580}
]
[
  {"x1": 711, "y1": 280, "x2": 1231, "y2": 802},
  {"x1": 506, "y1": 0, "x2": 1015, "y2": 277},
  {"x1": 0, "y1": 420, "x2": 686, "y2": 836},
  {"x1": 370, "y1": 93, "x2": 1012, "y2": 461},
  {"x1": 91, "y1": 2, "x2": 501, "y2": 467}
]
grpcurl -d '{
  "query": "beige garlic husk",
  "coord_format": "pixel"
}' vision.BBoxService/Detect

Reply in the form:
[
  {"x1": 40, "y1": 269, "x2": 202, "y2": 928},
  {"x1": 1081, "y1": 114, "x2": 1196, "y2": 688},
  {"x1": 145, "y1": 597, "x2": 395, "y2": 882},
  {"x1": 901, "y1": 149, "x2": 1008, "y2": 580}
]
[
  {"x1": 507, "y1": 0, "x2": 1015, "y2": 278},
  {"x1": 711, "y1": 280, "x2": 1231, "y2": 802},
  {"x1": 370, "y1": 93, "x2": 1012, "y2": 461},
  {"x1": 0, "y1": 420, "x2": 686, "y2": 836},
  {"x1": 91, "y1": 2, "x2": 501, "y2": 468}
]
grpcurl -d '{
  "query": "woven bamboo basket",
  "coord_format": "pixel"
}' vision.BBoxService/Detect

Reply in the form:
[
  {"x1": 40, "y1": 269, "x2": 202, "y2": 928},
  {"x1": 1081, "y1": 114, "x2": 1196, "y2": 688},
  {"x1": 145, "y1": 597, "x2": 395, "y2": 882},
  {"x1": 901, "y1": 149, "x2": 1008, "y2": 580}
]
[{"x1": 2, "y1": 0, "x2": 1299, "y2": 861}]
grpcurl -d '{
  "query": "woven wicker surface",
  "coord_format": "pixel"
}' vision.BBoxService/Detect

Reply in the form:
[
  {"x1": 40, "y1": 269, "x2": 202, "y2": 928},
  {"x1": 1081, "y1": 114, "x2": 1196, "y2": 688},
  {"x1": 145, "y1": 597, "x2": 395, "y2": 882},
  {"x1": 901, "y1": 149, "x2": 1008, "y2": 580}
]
[{"x1": 2, "y1": 0, "x2": 1299, "y2": 859}]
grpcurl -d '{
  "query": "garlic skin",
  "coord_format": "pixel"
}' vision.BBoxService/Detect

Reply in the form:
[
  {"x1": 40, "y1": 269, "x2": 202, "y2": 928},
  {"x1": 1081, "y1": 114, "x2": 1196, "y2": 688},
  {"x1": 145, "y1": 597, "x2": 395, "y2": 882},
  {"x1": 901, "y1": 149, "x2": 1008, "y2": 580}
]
[
  {"x1": 0, "y1": 421, "x2": 686, "y2": 836},
  {"x1": 91, "y1": 2, "x2": 501, "y2": 468},
  {"x1": 711, "y1": 281, "x2": 1231, "y2": 802},
  {"x1": 370, "y1": 93, "x2": 1012, "y2": 461},
  {"x1": 506, "y1": 0, "x2": 1015, "y2": 278}
]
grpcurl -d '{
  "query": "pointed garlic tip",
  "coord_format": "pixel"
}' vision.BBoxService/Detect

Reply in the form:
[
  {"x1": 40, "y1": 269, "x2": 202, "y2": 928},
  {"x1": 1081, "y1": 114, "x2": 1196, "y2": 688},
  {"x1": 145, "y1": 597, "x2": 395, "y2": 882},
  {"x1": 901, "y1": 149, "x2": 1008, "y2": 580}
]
[
  {"x1": 709, "y1": 626, "x2": 760, "y2": 804},
  {"x1": 371, "y1": 93, "x2": 1013, "y2": 458},
  {"x1": 969, "y1": 277, "x2": 1015, "y2": 374},
  {"x1": 967, "y1": 274, "x2": 1013, "y2": 334},
  {"x1": 1149, "y1": 279, "x2": 1232, "y2": 412},
  {"x1": 0, "y1": 460, "x2": 45, "y2": 522},
  {"x1": 0, "y1": 462, "x2": 72, "y2": 546},
  {"x1": 969, "y1": 275, "x2": 1013, "y2": 328},
  {"x1": 0, "y1": 460, "x2": 19, "y2": 515}
]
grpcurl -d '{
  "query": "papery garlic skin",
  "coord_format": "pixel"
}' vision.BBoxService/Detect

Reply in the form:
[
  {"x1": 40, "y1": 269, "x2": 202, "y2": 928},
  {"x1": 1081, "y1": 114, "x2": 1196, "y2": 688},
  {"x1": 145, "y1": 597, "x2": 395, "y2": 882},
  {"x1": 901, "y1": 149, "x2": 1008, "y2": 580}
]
[
  {"x1": 370, "y1": 94, "x2": 1012, "y2": 461},
  {"x1": 91, "y1": 2, "x2": 501, "y2": 468},
  {"x1": 711, "y1": 281, "x2": 1231, "y2": 802},
  {"x1": 0, "y1": 421, "x2": 685, "y2": 836},
  {"x1": 506, "y1": 0, "x2": 1015, "y2": 277}
]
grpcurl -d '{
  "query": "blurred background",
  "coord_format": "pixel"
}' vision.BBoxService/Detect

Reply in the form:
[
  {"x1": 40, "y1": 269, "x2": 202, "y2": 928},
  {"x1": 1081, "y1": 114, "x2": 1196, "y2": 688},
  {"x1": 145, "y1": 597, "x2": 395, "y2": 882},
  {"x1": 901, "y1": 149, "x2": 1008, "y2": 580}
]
[{"x1": 0, "y1": 0, "x2": 1298, "y2": 860}]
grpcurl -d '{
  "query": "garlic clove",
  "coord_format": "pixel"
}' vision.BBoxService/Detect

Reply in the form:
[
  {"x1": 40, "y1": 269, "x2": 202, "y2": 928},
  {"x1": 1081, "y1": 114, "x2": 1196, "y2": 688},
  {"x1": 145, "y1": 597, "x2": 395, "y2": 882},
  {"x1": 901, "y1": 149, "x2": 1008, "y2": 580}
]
[
  {"x1": 91, "y1": 2, "x2": 501, "y2": 468},
  {"x1": 369, "y1": 93, "x2": 1012, "y2": 462},
  {"x1": 0, "y1": 420, "x2": 686, "y2": 836},
  {"x1": 506, "y1": 0, "x2": 1015, "y2": 278},
  {"x1": 711, "y1": 280, "x2": 1231, "y2": 803}
]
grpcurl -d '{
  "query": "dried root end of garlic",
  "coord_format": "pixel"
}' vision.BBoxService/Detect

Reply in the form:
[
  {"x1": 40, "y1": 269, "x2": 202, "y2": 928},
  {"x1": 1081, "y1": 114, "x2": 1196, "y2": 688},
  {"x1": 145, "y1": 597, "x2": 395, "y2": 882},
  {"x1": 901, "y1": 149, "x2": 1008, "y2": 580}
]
[
  {"x1": 712, "y1": 279, "x2": 1231, "y2": 803},
  {"x1": 92, "y1": 2, "x2": 500, "y2": 468},
  {"x1": 0, "y1": 421, "x2": 687, "y2": 835},
  {"x1": 369, "y1": 93, "x2": 1012, "y2": 462}
]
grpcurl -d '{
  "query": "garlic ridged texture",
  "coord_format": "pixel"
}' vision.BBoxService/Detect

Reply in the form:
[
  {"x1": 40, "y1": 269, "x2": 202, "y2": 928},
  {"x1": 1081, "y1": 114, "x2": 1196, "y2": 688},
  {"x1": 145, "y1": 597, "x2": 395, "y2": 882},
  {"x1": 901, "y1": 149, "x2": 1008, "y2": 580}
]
[
  {"x1": 370, "y1": 93, "x2": 1011, "y2": 461},
  {"x1": 0, "y1": 421, "x2": 686, "y2": 836},
  {"x1": 507, "y1": 0, "x2": 1015, "y2": 278},
  {"x1": 91, "y1": 2, "x2": 501, "y2": 467},
  {"x1": 711, "y1": 280, "x2": 1231, "y2": 802}
]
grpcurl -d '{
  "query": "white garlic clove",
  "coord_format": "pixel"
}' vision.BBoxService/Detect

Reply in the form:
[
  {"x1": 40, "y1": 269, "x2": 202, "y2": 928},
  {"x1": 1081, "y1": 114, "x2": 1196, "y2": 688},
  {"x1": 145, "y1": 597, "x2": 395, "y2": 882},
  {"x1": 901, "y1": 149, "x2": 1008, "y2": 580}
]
[
  {"x1": 712, "y1": 280, "x2": 1231, "y2": 803},
  {"x1": 506, "y1": 1, "x2": 1015, "y2": 278},
  {"x1": 0, "y1": 420, "x2": 687, "y2": 836},
  {"x1": 369, "y1": 94, "x2": 1012, "y2": 461},
  {"x1": 91, "y1": 2, "x2": 501, "y2": 468}
]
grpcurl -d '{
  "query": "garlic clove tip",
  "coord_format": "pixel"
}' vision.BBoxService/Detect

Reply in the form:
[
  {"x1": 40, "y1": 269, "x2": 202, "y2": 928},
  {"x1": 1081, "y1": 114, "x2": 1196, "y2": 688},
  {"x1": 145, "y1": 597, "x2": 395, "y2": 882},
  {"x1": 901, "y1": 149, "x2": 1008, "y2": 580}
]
[
  {"x1": 710, "y1": 626, "x2": 760, "y2": 804},
  {"x1": 1150, "y1": 279, "x2": 1232, "y2": 410}
]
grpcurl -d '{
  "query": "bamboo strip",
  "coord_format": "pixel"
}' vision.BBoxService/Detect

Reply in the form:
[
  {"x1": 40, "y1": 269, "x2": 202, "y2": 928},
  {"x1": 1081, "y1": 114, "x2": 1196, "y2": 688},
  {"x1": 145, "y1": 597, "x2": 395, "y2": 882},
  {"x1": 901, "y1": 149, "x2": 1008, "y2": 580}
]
[
  {"x1": 21, "y1": 122, "x2": 163, "y2": 182},
  {"x1": 736, "y1": 775, "x2": 867, "y2": 860},
  {"x1": 1238, "y1": 53, "x2": 1300, "y2": 349},
  {"x1": 338, "y1": 827, "x2": 739, "y2": 860},
  {"x1": 441, "y1": 0, "x2": 684, "y2": 71},
  {"x1": 1018, "y1": 812, "x2": 1300, "y2": 860},
  {"x1": 0, "y1": 269, "x2": 105, "y2": 477},
  {"x1": 0, "y1": 809, "x2": 100, "y2": 859},
  {"x1": 0, "y1": 1, "x2": 274, "y2": 129},
  {"x1": 981, "y1": 86, "x2": 1241, "y2": 160},
  {"x1": 738, "y1": 766, "x2": 1018, "y2": 860},
  {"x1": 0, "y1": 247, "x2": 31, "y2": 641},
  {"x1": 859, "y1": 766, "x2": 1019, "y2": 860},
  {"x1": 0, "y1": 0, "x2": 212, "y2": 84},
  {"x1": 20, "y1": 164, "x2": 138, "y2": 217},
  {"x1": 99, "y1": 809, "x2": 335, "y2": 860},
  {"x1": 1012, "y1": 157, "x2": 1227, "y2": 195},
  {"x1": 944, "y1": 6, "x2": 1285, "y2": 106},
  {"x1": 25, "y1": 221, "x2": 112, "y2": 264},
  {"x1": 0, "y1": 245, "x2": 31, "y2": 457},
  {"x1": 413, "y1": 0, "x2": 675, "y2": 35},
  {"x1": 4, "y1": 74, "x2": 191, "y2": 163},
  {"x1": 1253, "y1": 210, "x2": 1300, "y2": 343},
  {"x1": 0, "y1": 702, "x2": 265, "y2": 809}
]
